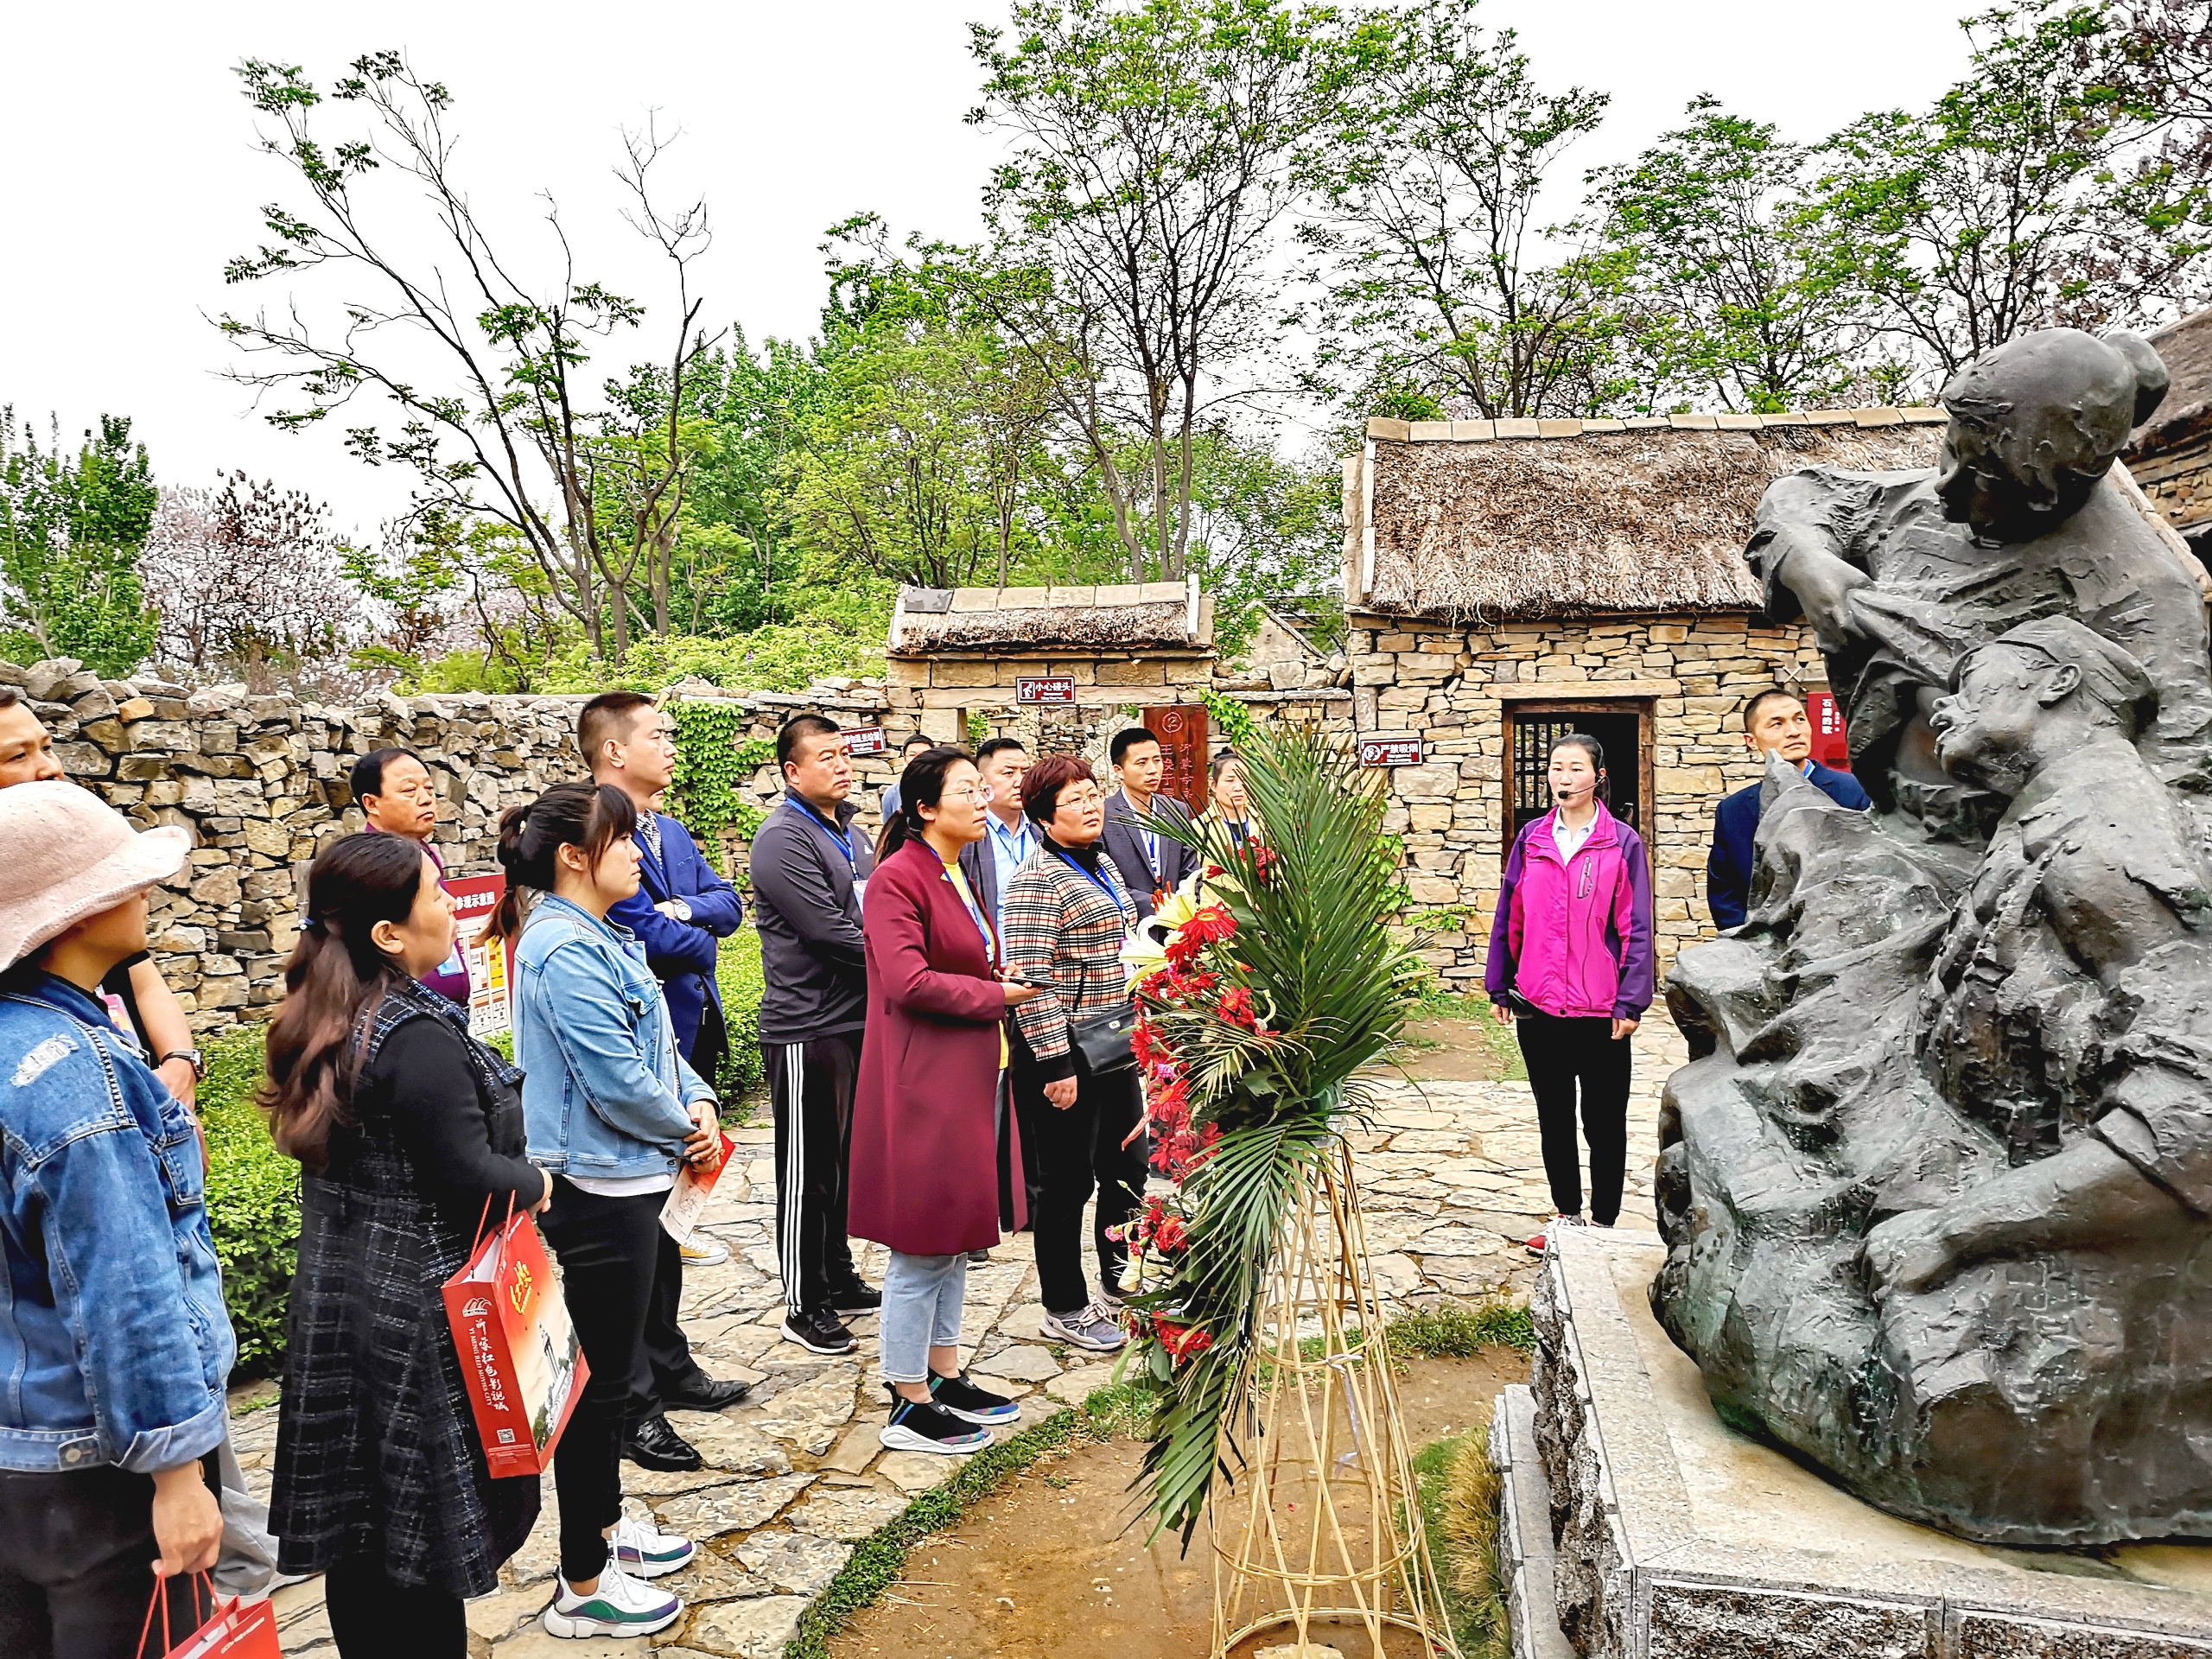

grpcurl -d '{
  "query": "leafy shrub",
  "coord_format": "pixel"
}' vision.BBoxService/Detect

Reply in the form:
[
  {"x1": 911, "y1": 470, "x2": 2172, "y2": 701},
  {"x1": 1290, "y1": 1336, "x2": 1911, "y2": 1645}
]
[
  {"x1": 715, "y1": 928, "x2": 766, "y2": 1105},
  {"x1": 198, "y1": 1027, "x2": 298, "y2": 1378}
]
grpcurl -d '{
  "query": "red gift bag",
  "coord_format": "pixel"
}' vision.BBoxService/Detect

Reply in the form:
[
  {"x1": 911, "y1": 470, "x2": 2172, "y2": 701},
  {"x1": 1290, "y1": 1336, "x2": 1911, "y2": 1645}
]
[
  {"x1": 442, "y1": 1197, "x2": 589, "y2": 1479},
  {"x1": 137, "y1": 1573, "x2": 282, "y2": 1658}
]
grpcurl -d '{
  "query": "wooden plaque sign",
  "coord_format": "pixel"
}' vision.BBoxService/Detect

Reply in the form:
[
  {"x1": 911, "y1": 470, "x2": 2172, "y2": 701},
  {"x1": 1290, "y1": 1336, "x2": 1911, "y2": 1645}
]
[
  {"x1": 1359, "y1": 736, "x2": 1425, "y2": 767},
  {"x1": 1142, "y1": 703, "x2": 1209, "y2": 814},
  {"x1": 842, "y1": 724, "x2": 886, "y2": 756},
  {"x1": 1015, "y1": 675, "x2": 1077, "y2": 706}
]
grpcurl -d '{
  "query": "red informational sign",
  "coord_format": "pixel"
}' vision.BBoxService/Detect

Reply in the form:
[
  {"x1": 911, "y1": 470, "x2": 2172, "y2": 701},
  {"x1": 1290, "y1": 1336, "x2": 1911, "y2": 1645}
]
[
  {"x1": 842, "y1": 724, "x2": 887, "y2": 756},
  {"x1": 441, "y1": 873, "x2": 516, "y2": 1039},
  {"x1": 1359, "y1": 736, "x2": 1426, "y2": 767},
  {"x1": 1142, "y1": 704, "x2": 1210, "y2": 814},
  {"x1": 1805, "y1": 690, "x2": 1850, "y2": 772},
  {"x1": 1016, "y1": 675, "x2": 1077, "y2": 706}
]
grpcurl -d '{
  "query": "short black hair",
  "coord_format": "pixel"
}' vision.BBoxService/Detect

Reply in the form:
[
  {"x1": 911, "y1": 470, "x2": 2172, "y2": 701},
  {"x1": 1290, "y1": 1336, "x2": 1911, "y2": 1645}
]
[
  {"x1": 1743, "y1": 687, "x2": 1804, "y2": 731},
  {"x1": 1109, "y1": 726, "x2": 1161, "y2": 766},
  {"x1": 976, "y1": 735, "x2": 1028, "y2": 765},
  {"x1": 579, "y1": 691, "x2": 657, "y2": 770},
  {"x1": 900, "y1": 730, "x2": 935, "y2": 754},
  {"x1": 349, "y1": 746, "x2": 427, "y2": 804},
  {"x1": 779, "y1": 713, "x2": 843, "y2": 772}
]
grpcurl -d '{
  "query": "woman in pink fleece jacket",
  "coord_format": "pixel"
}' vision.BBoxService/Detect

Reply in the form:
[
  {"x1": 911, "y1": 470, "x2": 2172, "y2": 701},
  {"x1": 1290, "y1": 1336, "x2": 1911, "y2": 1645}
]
[{"x1": 1484, "y1": 734, "x2": 1655, "y2": 1255}]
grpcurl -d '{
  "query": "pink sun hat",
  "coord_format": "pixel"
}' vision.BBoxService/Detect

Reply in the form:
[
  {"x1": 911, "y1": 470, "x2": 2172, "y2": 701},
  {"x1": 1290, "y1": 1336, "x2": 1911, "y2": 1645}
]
[{"x1": 0, "y1": 781, "x2": 192, "y2": 969}]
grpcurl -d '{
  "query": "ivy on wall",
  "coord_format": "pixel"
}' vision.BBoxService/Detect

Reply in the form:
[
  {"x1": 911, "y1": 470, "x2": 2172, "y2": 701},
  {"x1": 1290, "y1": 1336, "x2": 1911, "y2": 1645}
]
[
  {"x1": 1201, "y1": 688, "x2": 1255, "y2": 747},
  {"x1": 668, "y1": 700, "x2": 769, "y2": 847}
]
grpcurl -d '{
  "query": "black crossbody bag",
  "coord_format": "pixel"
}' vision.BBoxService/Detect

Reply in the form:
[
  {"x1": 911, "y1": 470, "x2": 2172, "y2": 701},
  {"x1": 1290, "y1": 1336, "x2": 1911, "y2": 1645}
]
[{"x1": 1052, "y1": 850, "x2": 1138, "y2": 1077}]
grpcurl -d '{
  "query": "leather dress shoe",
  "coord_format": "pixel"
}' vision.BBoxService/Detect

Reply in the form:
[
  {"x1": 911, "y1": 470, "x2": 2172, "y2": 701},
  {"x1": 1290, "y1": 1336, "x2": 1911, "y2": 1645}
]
[
  {"x1": 624, "y1": 1411, "x2": 703, "y2": 1472},
  {"x1": 660, "y1": 1374, "x2": 753, "y2": 1413}
]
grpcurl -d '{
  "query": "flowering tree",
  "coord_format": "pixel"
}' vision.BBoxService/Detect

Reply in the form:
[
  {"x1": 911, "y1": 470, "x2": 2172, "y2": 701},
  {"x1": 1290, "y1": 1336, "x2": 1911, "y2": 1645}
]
[{"x1": 141, "y1": 474, "x2": 357, "y2": 688}]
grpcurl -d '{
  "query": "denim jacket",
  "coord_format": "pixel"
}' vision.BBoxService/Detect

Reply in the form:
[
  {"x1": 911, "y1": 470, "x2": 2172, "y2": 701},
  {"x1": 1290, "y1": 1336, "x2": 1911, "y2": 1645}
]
[
  {"x1": 0, "y1": 973, "x2": 234, "y2": 1473},
  {"x1": 514, "y1": 895, "x2": 712, "y2": 1179}
]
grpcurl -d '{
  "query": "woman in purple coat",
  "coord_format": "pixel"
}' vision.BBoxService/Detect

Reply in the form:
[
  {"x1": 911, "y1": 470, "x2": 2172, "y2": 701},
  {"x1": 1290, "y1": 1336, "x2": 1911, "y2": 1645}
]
[
  {"x1": 1485, "y1": 733, "x2": 1655, "y2": 1258},
  {"x1": 848, "y1": 747, "x2": 1037, "y2": 1455}
]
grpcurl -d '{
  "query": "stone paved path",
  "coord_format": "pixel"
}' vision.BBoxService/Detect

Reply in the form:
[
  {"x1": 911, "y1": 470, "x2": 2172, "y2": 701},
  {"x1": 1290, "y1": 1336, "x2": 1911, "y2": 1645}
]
[{"x1": 231, "y1": 1021, "x2": 1683, "y2": 1656}]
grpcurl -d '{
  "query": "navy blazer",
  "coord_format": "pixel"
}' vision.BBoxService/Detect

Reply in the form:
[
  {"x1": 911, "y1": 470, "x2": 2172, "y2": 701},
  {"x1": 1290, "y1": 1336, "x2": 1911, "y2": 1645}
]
[
  {"x1": 607, "y1": 810, "x2": 743, "y2": 1056},
  {"x1": 1100, "y1": 790, "x2": 1194, "y2": 920},
  {"x1": 1706, "y1": 760, "x2": 1872, "y2": 929}
]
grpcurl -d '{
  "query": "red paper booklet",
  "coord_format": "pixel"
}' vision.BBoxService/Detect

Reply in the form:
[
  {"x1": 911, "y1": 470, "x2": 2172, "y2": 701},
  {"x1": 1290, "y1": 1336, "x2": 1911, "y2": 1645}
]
[{"x1": 660, "y1": 1130, "x2": 738, "y2": 1245}]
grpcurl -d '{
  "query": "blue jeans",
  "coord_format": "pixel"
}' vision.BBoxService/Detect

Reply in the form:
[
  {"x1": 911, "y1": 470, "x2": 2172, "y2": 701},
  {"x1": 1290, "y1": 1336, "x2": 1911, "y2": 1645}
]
[{"x1": 879, "y1": 1252, "x2": 968, "y2": 1384}]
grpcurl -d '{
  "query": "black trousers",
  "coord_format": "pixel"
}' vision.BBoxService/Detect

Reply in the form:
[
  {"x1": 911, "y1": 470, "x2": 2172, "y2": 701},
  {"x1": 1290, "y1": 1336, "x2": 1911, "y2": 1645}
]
[
  {"x1": 538, "y1": 1180, "x2": 662, "y2": 1585},
  {"x1": 0, "y1": 1458, "x2": 220, "y2": 1659},
  {"x1": 326, "y1": 1554, "x2": 464, "y2": 1656},
  {"x1": 1516, "y1": 1011, "x2": 1632, "y2": 1226},
  {"x1": 1013, "y1": 1060, "x2": 1146, "y2": 1314},
  {"x1": 766, "y1": 1032, "x2": 862, "y2": 1318},
  {"x1": 643, "y1": 1224, "x2": 709, "y2": 1409}
]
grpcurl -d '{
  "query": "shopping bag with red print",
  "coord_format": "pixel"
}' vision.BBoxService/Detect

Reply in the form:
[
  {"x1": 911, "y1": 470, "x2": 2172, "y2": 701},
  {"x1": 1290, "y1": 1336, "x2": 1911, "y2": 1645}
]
[
  {"x1": 137, "y1": 1573, "x2": 282, "y2": 1659},
  {"x1": 441, "y1": 1195, "x2": 588, "y2": 1478}
]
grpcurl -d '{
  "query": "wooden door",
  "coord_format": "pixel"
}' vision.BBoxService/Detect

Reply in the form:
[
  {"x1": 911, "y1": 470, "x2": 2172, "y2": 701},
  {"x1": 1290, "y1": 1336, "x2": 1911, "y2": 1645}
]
[
  {"x1": 1143, "y1": 704, "x2": 1210, "y2": 813},
  {"x1": 1501, "y1": 700, "x2": 1653, "y2": 869}
]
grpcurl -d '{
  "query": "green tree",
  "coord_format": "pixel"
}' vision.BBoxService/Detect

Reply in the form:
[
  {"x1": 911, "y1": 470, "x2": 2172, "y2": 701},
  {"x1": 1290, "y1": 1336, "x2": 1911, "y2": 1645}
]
[
  {"x1": 1299, "y1": 0, "x2": 1624, "y2": 419},
  {"x1": 1807, "y1": 5, "x2": 2142, "y2": 378},
  {"x1": 1588, "y1": 97, "x2": 1867, "y2": 412},
  {"x1": 0, "y1": 409, "x2": 160, "y2": 676},
  {"x1": 219, "y1": 54, "x2": 721, "y2": 665},
  {"x1": 969, "y1": 0, "x2": 1332, "y2": 582}
]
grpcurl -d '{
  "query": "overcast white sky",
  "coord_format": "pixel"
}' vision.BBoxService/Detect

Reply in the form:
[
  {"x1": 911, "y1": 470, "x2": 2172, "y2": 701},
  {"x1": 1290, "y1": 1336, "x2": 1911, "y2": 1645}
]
[{"x1": 1, "y1": 1, "x2": 1974, "y2": 538}]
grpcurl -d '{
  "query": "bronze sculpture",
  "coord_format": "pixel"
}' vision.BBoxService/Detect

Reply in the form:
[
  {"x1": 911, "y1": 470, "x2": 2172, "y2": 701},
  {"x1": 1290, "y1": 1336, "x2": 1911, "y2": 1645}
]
[{"x1": 1654, "y1": 328, "x2": 2212, "y2": 1547}]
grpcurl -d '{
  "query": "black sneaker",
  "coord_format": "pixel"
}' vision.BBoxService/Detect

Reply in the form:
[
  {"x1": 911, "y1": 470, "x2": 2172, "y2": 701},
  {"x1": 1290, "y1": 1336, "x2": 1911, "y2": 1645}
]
[
  {"x1": 780, "y1": 1308, "x2": 856, "y2": 1356},
  {"x1": 827, "y1": 1279, "x2": 882, "y2": 1313},
  {"x1": 880, "y1": 1390, "x2": 990, "y2": 1455},
  {"x1": 928, "y1": 1370, "x2": 1020, "y2": 1426}
]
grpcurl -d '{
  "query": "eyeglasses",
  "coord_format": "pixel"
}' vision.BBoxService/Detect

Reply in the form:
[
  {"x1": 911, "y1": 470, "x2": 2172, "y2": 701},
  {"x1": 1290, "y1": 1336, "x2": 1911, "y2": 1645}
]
[{"x1": 945, "y1": 784, "x2": 990, "y2": 802}]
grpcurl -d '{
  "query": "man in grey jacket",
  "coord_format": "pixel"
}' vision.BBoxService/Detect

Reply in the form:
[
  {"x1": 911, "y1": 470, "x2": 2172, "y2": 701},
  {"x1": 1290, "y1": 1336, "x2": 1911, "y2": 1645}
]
[{"x1": 749, "y1": 715, "x2": 879, "y2": 1357}]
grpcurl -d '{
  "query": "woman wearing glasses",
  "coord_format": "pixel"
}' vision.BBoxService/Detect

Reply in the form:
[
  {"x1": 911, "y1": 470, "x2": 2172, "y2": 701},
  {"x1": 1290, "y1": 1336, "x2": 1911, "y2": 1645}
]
[
  {"x1": 848, "y1": 747, "x2": 1036, "y2": 1454},
  {"x1": 1000, "y1": 755, "x2": 1145, "y2": 1355}
]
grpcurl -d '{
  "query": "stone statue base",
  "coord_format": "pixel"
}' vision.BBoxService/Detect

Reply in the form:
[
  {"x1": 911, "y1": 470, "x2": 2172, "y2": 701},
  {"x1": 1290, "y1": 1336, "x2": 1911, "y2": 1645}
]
[{"x1": 1497, "y1": 1227, "x2": 2212, "y2": 1658}]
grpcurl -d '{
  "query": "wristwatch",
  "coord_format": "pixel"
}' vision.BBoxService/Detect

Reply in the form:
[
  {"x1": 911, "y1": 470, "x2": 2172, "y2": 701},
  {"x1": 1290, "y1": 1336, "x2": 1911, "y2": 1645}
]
[{"x1": 158, "y1": 1047, "x2": 207, "y2": 1082}]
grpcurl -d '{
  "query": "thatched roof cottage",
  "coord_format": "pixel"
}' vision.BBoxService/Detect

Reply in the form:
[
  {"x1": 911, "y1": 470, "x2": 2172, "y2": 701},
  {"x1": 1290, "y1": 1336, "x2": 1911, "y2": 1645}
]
[{"x1": 1339, "y1": 409, "x2": 1947, "y2": 982}]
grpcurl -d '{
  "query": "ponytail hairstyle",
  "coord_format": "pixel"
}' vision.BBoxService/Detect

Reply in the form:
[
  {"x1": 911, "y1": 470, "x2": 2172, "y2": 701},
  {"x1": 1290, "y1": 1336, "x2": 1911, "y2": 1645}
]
[
  {"x1": 259, "y1": 832, "x2": 429, "y2": 1169},
  {"x1": 480, "y1": 780, "x2": 636, "y2": 945},
  {"x1": 1548, "y1": 732, "x2": 1610, "y2": 806},
  {"x1": 876, "y1": 745, "x2": 974, "y2": 863}
]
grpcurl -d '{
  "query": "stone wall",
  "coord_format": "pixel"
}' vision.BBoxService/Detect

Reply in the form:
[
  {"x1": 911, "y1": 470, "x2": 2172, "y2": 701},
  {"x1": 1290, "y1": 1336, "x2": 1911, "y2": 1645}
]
[
  {"x1": 1339, "y1": 613, "x2": 1828, "y2": 985},
  {"x1": 13, "y1": 657, "x2": 923, "y2": 1036}
]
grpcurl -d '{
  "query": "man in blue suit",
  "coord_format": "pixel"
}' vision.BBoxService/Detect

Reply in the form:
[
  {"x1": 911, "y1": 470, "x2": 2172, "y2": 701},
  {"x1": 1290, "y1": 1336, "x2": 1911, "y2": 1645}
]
[
  {"x1": 580, "y1": 690, "x2": 752, "y2": 1471},
  {"x1": 1707, "y1": 688, "x2": 1872, "y2": 929}
]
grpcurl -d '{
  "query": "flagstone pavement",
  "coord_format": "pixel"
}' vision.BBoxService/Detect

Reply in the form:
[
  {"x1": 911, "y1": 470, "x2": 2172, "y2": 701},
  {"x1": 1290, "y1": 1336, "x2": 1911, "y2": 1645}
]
[{"x1": 231, "y1": 1022, "x2": 1681, "y2": 1656}]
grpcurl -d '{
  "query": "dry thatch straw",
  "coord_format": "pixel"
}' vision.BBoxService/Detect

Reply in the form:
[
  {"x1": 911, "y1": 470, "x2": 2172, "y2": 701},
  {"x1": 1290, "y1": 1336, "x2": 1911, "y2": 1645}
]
[
  {"x1": 893, "y1": 598, "x2": 1194, "y2": 652},
  {"x1": 1441, "y1": 1433, "x2": 1503, "y2": 1611},
  {"x1": 1366, "y1": 425, "x2": 1941, "y2": 620}
]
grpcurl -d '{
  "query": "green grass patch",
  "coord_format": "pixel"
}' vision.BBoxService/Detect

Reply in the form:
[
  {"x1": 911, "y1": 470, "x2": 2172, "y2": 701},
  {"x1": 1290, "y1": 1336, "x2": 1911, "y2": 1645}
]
[
  {"x1": 1390, "y1": 1296, "x2": 1536, "y2": 1357},
  {"x1": 1410, "y1": 1429, "x2": 1510, "y2": 1659},
  {"x1": 715, "y1": 927, "x2": 766, "y2": 1110},
  {"x1": 198, "y1": 1027, "x2": 297, "y2": 1379}
]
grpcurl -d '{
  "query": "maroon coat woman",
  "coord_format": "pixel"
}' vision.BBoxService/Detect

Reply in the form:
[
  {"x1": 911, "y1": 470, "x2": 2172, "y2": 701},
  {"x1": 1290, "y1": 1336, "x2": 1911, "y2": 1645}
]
[{"x1": 847, "y1": 747, "x2": 1036, "y2": 1456}]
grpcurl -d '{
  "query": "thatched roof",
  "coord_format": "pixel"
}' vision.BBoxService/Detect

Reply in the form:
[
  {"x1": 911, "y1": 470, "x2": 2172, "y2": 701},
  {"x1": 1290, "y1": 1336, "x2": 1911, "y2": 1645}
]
[
  {"x1": 887, "y1": 580, "x2": 1211, "y2": 655},
  {"x1": 1347, "y1": 410, "x2": 1947, "y2": 620},
  {"x1": 2129, "y1": 306, "x2": 2212, "y2": 461}
]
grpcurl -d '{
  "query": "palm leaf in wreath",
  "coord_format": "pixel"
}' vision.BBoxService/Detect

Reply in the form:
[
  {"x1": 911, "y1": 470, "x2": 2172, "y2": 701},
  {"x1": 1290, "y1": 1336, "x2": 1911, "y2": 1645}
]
[{"x1": 1126, "y1": 721, "x2": 1422, "y2": 1541}]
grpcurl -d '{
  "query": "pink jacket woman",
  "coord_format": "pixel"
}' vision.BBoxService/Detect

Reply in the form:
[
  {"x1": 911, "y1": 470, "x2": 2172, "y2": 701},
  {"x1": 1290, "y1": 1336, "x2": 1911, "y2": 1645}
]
[{"x1": 1485, "y1": 801, "x2": 1655, "y2": 1020}]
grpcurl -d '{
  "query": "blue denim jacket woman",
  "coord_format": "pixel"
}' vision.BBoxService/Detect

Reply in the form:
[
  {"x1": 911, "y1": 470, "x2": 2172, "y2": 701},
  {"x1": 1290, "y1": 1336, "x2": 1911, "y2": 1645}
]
[
  {"x1": 514, "y1": 893, "x2": 709, "y2": 1178},
  {"x1": 0, "y1": 972, "x2": 232, "y2": 1474}
]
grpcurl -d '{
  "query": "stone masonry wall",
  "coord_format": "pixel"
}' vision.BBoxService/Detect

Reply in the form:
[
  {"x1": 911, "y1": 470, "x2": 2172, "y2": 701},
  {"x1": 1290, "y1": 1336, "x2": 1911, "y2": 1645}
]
[
  {"x1": 11, "y1": 657, "x2": 921, "y2": 1036},
  {"x1": 1342, "y1": 613, "x2": 1829, "y2": 987}
]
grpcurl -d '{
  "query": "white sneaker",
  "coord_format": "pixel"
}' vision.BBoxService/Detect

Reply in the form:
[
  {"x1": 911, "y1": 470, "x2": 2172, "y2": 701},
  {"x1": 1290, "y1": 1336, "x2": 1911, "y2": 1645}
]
[
  {"x1": 1040, "y1": 1298, "x2": 1127, "y2": 1352},
  {"x1": 679, "y1": 1236, "x2": 730, "y2": 1267},
  {"x1": 1526, "y1": 1214, "x2": 1585, "y2": 1257},
  {"x1": 543, "y1": 1560, "x2": 683, "y2": 1637},
  {"x1": 610, "y1": 1510, "x2": 696, "y2": 1578}
]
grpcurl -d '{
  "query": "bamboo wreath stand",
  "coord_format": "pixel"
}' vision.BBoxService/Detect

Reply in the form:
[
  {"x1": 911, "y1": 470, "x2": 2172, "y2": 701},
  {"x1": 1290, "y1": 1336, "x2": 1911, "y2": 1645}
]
[{"x1": 1208, "y1": 1140, "x2": 1461, "y2": 1659}]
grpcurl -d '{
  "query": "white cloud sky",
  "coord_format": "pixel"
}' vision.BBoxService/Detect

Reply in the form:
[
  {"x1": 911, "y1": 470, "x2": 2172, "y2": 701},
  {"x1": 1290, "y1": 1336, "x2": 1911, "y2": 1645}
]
[{"x1": 1, "y1": 0, "x2": 1974, "y2": 538}]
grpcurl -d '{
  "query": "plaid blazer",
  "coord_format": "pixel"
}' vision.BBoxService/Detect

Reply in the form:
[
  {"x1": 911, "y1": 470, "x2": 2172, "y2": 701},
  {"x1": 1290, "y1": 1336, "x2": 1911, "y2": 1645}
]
[{"x1": 1001, "y1": 842, "x2": 1136, "y2": 1062}]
